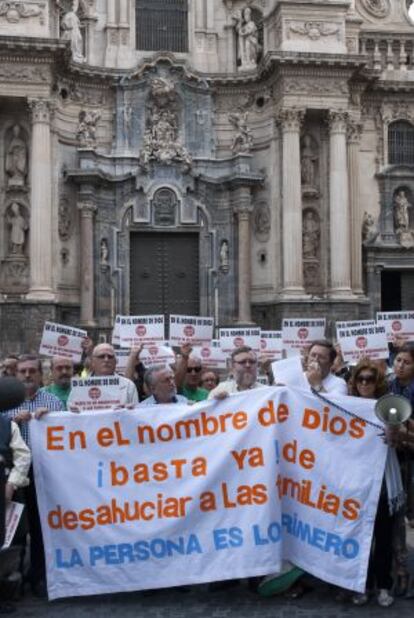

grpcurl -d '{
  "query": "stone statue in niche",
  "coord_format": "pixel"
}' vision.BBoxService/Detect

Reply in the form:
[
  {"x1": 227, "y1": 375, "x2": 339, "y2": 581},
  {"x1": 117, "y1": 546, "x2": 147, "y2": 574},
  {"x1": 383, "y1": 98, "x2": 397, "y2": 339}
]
[
  {"x1": 220, "y1": 240, "x2": 229, "y2": 273},
  {"x1": 229, "y1": 111, "x2": 253, "y2": 154},
  {"x1": 362, "y1": 211, "x2": 379, "y2": 245},
  {"x1": 300, "y1": 134, "x2": 318, "y2": 193},
  {"x1": 233, "y1": 7, "x2": 260, "y2": 71},
  {"x1": 5, "y1": 125, "x2": 28, "y2": 189},
  {"x1": 77, "y1": 109, "x2": 100, "y2": 148},
  {"x1": 100, "y1": 238, "x2": 109, "y2": 268},
  {"x1": 58, "y1": 0, "x2": 85, "y2": 63},
  {"x1": 302, "y1": 211, "x2": 320, "y2": 259},
  {"x1": 6, "y1": 203, "x2": 28, "y2": 255},
  {"x1": 254, "y1": 203, "x2": 271, "y2": 242},
  {"x1": 393, "y1": 189, "x2": 414, "y2": 248}
]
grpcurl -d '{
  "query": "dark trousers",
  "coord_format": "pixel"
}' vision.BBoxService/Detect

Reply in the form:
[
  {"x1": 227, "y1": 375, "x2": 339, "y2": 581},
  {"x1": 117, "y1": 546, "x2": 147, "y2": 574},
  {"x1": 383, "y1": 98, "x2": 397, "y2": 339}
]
[
  {"x1": 367, "y1": 491, "x2": 394, "y2": 591},
  {"x1": 24, "y1": 467, "x2": 45, "y2": 585}
]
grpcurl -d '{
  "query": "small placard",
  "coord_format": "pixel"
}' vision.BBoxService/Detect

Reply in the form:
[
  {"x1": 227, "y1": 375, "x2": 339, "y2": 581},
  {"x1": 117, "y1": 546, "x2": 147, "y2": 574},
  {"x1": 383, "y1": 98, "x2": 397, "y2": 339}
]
[
  {"x1": 282, "y1": 319, "x2": 326, "y2": 357},
  {"x1": 260, "y1": 331, "x2": 284, "y2": 361},
  {"x1": 219, "y1": 328, "x2": 261, "y2": 353},
  {"x1": 39, "y1": 321, "x2": 87, "y2": 363},
  {"x1": 337, "y1": 324, "x2": 389, "y2": 363},
  {"x1": 376, "y1": 311, "x2": 414, "y2": 342},
  {"x1": 69, "y1": 377, "x2": 122, "y2": 411},
  {"x1": 119, "y1": 315, "x2": 165, "y2": 348},
  {"x1": 169, "y1": 315, "x2": 214, "y2": 346},
  {"x1": 191, "y1": 340, "x2": 228, "y2": 370}
]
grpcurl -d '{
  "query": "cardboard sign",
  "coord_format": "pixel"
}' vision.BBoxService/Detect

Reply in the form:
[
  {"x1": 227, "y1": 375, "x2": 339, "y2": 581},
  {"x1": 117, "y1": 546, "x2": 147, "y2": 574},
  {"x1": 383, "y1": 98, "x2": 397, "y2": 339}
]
[
  {"x1": 69, "y1": 377, "x2": 122, "y2": 411},
  {"x1": 282, "y1": 319, "x2": 326, "y2": 357},
  {"x1": 219, "y1": 328, "x2": 261, "y2": 353},
  {"x1": 169, "y1": 315, "x2": 214, "y2": 346},
  {"x1": 376, "y1": 311, "x2": 414, "y2": 342},
  {"x1": 336, "y1": 320, "x2": 376, "y2": 331},
  {"x1": 39, "y1": 322, "x2": 87, "y2": 363},
  {"x1": 140, "y1": 344, "x2": 176, "y2": 368},
  {"x1": 336, "y1": 325, "x2": 389, "y2": 362},
  {"x1": 191, "y1": 340, "x2": 228, "y2": 370},
  {"x1": 2, "y1": 501, "x2": 24, "y2": 549},
  {"x1": 260, "y1": 331, "x2": 284, "y2": 361},
  {"x1": 119, "y1": 315, "x2": 165, "y2": 348}
]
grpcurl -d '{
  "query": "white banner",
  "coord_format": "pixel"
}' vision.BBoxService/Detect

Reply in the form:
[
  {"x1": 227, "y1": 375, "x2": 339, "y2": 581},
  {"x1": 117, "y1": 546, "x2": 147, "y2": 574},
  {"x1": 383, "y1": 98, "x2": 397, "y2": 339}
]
[
  {"x1": 219, "y1": 328, "x2": 261, "y2": 353},
  {"x1": 69, "y1": 377, "x2": 122, "y2": 411},
  {"x1": 191, "y1": 340, "x2": 228, "y2": 370},
  {"x1": 337, "y1": 325, "x2": 389, "y2": 362},
  {"x1": 169, "y1": 315, "x2": 214, "y2": 346},
  {"x1": 39, "y1": 322, "x2": 87, "y2": 363},
  {"x1": 31, "y1": 389, "x2": 386, "y2": 600},
  {"x1": 376, "y1": 311, "x2": 414, "y2": 342},
  {"x1": 282, "y1": 319, "x2": 326, "y2": 357},
  {"x1": 119, "y1": 316, "x2": 165, "y2": 348},
  {"x1": 260, "y1": 331, "x2": 284, "y2": 361}
]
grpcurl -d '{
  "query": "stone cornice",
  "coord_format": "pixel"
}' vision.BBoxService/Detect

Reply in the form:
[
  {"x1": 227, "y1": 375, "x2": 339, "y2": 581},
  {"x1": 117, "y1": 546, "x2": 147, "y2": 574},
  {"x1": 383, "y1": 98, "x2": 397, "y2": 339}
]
[{"x1": 0, "y1": 35, "x2": 66, "y2": 57}]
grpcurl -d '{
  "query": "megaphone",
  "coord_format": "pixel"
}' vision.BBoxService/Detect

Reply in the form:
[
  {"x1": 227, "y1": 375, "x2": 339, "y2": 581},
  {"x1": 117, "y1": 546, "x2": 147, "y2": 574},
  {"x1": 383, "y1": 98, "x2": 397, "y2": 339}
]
[{"x1": 375, "y1": 394, "x2": 412, "y2": 426}]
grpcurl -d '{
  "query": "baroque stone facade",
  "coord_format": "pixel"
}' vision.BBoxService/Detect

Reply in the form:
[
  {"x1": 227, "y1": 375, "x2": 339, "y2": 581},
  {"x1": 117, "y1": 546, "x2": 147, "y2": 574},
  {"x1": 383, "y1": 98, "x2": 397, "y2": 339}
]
[{"x1": 1, "y1": 0, "x2": 414, "y2": 352}]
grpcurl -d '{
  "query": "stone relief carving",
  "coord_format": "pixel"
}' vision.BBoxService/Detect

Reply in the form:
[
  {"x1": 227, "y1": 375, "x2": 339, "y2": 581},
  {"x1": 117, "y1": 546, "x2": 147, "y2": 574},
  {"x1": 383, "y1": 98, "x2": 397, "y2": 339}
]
[
  {"x1": 152, "y1": 188, "x2": 177, "y2": 226},
  {"x1": 302, "y1": 210, "x2": 320, "y2": 259},
  {"x1": 301, "y1": 134, "x2": 318, "y2": 195},
  {"x1": 58, "y1": 0, "x2": 85, "y2": 63},
  {"x1": 1, "y1": 259, "x2": 29, "y2": 291},
  {"x1": 232, "y1": 6, "x2": 260, "y2": 71},
  {"x1": 6, "y1": 202, "x2": 29, "y2": 256},
  {"x1": 393, "y1": 189, "x2": 414, "y2": 248},
  {"x1": 362, "y1": 211, "x2": 379, "y2": 245},
  {"x1": 228, "y1": 111, "x2": 253, "y2": 153},
  {"x1": 283, "y1": 78, "x2": 348, "y2": 96},
  {"x1": 360, "y1": 0, "x2": 390, "y2": 19},
  {"x1": 0, "y1": 64, "x2": 48, "y2": 83},
  {"x1": 77, "y1": 109, "x2": 100, "y2": 148},
  {"x1": 58, "y1": 196, "x2": 73, "y2": 241},
  {"x1": 303, "y1": 262, "x2": 321, "y2": 291},
  {"x1": 253, "y1": 202, "x2": 270, "y2": 242},
  {"x1": 288, "y1": 21, "x2": 340, "y2": 41},
  {"x1": 5, "y1": 125, "x2": 28, "y2": 189},
  {"x1": 140, "y1": 78, "x2": 192, "y2": 171},
  {"x1": 219, "y1": 240, "x2": 229, "y2": 273},
  {"x1": 0, "y1": 1, "x2": 45, "y2": 23},
  {"x1": 100, "y1": 238, "x2": 109, "y2": 269}
]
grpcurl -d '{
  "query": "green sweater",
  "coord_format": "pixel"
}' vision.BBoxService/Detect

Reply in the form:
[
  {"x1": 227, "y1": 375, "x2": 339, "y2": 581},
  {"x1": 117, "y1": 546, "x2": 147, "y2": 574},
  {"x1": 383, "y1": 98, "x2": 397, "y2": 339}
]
[{"x1": 41, "y1": 384, "x2": 71, "y2": 409}]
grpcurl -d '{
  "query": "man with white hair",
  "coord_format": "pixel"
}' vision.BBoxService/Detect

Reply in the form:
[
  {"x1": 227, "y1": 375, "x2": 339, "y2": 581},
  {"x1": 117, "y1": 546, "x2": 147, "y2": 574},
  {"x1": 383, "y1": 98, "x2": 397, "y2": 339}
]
[{"x1": 140, "y1": 365, "x2": 188, "y2": 406}]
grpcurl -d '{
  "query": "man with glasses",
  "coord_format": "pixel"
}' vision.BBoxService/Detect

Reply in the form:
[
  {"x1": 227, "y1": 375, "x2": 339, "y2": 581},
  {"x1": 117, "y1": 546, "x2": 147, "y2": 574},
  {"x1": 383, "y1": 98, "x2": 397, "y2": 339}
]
[
  {"x1": 208, "y1": 346, "x2": 265, "y2": 400},
  {"x1": 304, "y1": 340, "x2": 347, "y2": 395},
  {"x1": 140, "y1": 366, "x2": 188, "y2": 406},
  {"x1": 67, "y1": 343, "x2": 139, "y2": 409},
  {"x1": 175, "y1": 345, "x2": 209, "y2": 402}
]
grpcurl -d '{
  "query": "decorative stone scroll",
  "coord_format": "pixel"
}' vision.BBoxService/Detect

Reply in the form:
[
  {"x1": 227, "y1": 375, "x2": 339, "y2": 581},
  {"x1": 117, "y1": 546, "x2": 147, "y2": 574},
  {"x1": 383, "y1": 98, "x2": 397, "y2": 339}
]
[{"x1": 360, "y1": 0, "x2": 390, "y2": 19}]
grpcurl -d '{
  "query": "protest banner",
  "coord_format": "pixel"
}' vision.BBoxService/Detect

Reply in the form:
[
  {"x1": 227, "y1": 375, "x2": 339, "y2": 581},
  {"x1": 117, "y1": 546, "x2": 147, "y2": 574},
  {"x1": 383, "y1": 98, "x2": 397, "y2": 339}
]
[
  {"x1": 2, "y1": 502, "x2": 24, "y2": 549},
  {"x1": 39, "y1": 322, "x2": 87, "y2": 363},
  {"x1": 31, "y1": 388, "x2": 386, "y2": 600},
  {"x1": 140, "y1": 344, "x2": 176, "y2": 368},
  {"x1": 169, "y1": 315, "x2": 214, "y2": 346},
  {"x1": 219, "y1": 328, "x2": 261, "y2": 353},
  {"x1": 260, "y1": 331, "x2": 284, "y2": 361},
  {"x1": 376, "y1": 311, "x2": 414, "y2": 342},
  {"x1": 282, "y1": 319, "x2": 326, "y2": 357},
  {"x1": 69, "y1": 377, "x2": 122, "y2": 411},
  {"x1": 336, "y1": 325, "x2": 389, "y2": 363},
  {"x1": 119, "y1": 316, "x2": 165, "y2": 348},
  {"x1": 191, "y1": 340, "x2": 228, "y2": 370}
]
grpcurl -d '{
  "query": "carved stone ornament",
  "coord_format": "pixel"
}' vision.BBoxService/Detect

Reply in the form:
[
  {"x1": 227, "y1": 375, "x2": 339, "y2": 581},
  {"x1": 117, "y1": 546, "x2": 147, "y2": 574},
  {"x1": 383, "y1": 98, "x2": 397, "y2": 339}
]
[
  {"x1": 253, "y1": 202, "x2": 270, "y2": 242},
  {"x1": 0, "y1": 64, "x2": 48, "y2": 83},
  {"x1": 1, "y1": 257, "x2": 29, "y2": 293},
  {"x1": 302, "y1": 210, "x2": 320, "y2": 260},
  {"x1": 284, "y1": 78, "x2": 348, "y2": 97},
  {"x1": 381, "y1": 102, "x2": 414, "y2": 126},
  {"x1": 219, "y1": 239, "x2": 229, "y2": 273},
  {"x1": 100, "y1": 238, "x2": 109, "y2": 270},
  {"x1": 303, "y1": 262, "x2": 321, "y2": 292},
  {"x1": 275, "y1": 108, "x2": 305, "y2": 132},
  {"x1": 58, "y1": 0, "x2": 85, "y2": 63},
  {"x1": 152, "y1": 188, "x2": 177, "y2": 227},
  {"x1": 5, "y1": 124, "x2": 28, "y2": 189},
  {"x1": 0, "y1": 1, "x2": 45, "y2": 24},
  {"x1": 232, "y1": 6, "x2": 260, "y2": 72},
  {"x1": 301, "y1": 134, "x2": 319, "y2": 196},
  {"x1": 360, "y1": 0, "x2": 390, "y2": 19},
  {"x1": 362, "y1": 211, "x2": 379, "y2": 245},
  {"x1": 228, "y1": 111, "x2": 253, "y2": 154},
  {"x1": 140, "y1": 77, "x2": 192, "y2": 171},
  {"x1": 58, "y1": 196, "x2": 73, "y2": 241},
  {"x1": 77, "y1": 109, "x2": 100, "y2": 148},
  {"x1": 5, "y1": 202, "x2": 29, "y2": 256},
  {"x1": 393, "y1": 188, "x2": 414, "y2": 248},
  {"x1": 289, "y1": 21, "x2": 340, "y2": 41}
]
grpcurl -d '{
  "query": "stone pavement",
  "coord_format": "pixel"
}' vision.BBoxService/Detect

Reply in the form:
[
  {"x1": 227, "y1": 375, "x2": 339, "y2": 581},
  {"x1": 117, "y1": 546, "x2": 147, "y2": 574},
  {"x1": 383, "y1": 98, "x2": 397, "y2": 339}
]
[{"x1": 14, "y1": 530, "x2": 414, "y2": 618}]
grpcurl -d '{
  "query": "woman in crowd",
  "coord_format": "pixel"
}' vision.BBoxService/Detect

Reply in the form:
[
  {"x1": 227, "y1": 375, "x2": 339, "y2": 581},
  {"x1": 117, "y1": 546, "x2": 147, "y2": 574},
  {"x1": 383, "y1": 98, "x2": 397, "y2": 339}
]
[{"x1": 347, "y1": 358, "x2": 402, "y2": 607}]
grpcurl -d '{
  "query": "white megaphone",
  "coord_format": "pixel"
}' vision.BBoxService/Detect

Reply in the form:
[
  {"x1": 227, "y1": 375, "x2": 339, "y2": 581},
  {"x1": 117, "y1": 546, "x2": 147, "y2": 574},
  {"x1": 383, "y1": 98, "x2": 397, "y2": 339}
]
[{"x1": 375, "y1": 394, "x2": 412, "y2": 426}]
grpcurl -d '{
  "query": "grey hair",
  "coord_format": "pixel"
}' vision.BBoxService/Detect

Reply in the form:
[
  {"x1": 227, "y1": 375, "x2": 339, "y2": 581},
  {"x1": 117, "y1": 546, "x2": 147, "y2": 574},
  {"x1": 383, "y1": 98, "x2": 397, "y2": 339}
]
[{"x1": 143, "y1": 365, "x2": 170, "y2": 390}]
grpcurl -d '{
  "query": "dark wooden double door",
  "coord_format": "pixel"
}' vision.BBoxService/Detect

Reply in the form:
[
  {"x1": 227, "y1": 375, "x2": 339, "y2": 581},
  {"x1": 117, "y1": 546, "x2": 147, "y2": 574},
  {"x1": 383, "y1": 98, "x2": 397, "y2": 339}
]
[{"x1": 130, "y1": 232, "x2": 199, "y2": 316}]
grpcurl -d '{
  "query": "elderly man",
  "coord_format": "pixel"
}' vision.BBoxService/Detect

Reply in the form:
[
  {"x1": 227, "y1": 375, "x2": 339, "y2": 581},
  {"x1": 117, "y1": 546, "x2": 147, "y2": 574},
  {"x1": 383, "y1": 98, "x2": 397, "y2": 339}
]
[
  {"x1": 175, "y1": 345, "x2": 209, "y2": 402},
  {"x1": 140, "y1": 366, "x2": 188, "y2": 406},
  {"x1": 6, "y1": 354, "x2": 63, "y2": 597},
  {"x1": 304, "y1": 340, "x2": 347, "y2": 395},
  {"x1": 208, "y1": 346, "x2": 265, "y2": 399},
  {"x1": 41, "y1": 356, "x2": 73, "y2": 408},
  {"x1": 67, "y1": 343, "x2": 138, "y2": 409},
  {"x1": 1, "y1": 355, "x2": 18, "y2": 378}
]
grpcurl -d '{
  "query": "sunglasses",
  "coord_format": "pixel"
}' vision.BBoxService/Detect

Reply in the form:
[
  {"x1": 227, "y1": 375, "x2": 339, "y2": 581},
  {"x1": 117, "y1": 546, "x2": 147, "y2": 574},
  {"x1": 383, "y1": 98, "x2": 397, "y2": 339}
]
[
  {"x1": 356, "y1": 374, "x2": 376, "y2": 385},
  {"x1": 187, "y1": 366, "x2": 202, "y2": 373},
  {"x1": 94, "y1": 354, "x2": 115, "y2": 360}
]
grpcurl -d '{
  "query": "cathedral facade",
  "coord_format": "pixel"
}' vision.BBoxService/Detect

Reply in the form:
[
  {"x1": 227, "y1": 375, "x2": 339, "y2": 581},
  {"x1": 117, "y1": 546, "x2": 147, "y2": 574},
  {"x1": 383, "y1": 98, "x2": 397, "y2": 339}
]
[{"x1": 1, "y1": 0, "x2": 414, "y2": 352}]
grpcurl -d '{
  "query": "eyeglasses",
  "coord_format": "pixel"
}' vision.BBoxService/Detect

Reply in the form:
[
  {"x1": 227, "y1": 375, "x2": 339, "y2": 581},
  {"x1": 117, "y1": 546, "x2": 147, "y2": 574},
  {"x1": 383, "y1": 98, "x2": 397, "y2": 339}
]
[
  {"x1": 94, "y1": 354, "x2": 115, "y2": 360},
  {"x1": 187, "y1": 366, "x2": 202, "y2": 373},
  {"x1": 234, "y1": 358, "x2": 257, "y2": 366},
  {"x1": 356, "y1": 374, "x2": 375, "y2": 385}
]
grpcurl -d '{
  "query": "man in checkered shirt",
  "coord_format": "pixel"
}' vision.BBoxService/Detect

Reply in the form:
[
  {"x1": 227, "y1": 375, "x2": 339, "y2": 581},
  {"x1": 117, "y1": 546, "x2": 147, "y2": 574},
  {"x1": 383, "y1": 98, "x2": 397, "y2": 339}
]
[{"x1": 6, "y1": 354, "x2": 63, "y2": 597}]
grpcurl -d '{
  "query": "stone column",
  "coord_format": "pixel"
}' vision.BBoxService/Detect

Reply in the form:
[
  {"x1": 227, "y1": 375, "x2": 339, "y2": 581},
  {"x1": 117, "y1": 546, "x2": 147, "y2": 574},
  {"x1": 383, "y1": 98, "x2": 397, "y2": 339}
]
[
  {"x1": 277, "y1": 108, "x2": 305, "y2": 295},
  {"x1": 27, "y1": 99, "x2": 54, "y2": 301},
  {"x1": 234, "y1": 187, "x2": 253, "y2": 324},
  {"x1": 119, "y1": 0, "x2": 128, "y2": 25},
  {"x1": 107, "y1": 0, "x2": 116, "y2": 25},
  {"x1": 348, "y1": 121, "x2": 364, "y2": 294},
  {"x1": 77, "y1": 200, "x2": 97, "y2": 326},
  {"x1": 328, "y1": 111, "x2": 352, "y2": 295}
]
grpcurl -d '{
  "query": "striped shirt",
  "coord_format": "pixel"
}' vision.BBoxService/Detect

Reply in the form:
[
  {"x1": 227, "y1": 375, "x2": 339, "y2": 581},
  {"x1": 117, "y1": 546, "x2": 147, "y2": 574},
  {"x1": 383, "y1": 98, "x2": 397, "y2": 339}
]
[{"x1": 6, "y1": 389, "x2": 64, "y2": 446}]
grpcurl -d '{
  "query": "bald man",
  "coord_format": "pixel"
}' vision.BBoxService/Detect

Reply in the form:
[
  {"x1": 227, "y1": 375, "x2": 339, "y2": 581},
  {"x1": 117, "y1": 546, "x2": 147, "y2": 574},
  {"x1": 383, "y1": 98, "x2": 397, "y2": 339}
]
[
  {"x1": 67, "y1": 343, "x2": 138, "y2": 409},
  {"x1": 41, "y1": 355, "x2": 73, "y2": 408}
]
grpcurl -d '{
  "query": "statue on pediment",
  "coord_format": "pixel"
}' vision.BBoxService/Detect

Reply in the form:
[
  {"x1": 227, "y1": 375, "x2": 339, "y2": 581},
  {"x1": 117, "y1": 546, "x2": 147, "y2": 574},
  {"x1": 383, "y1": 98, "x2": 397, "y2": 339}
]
[
  {"x1": 58, "y1": 0, "x2": 85, "y2": 63},
  {"x1": 233, "y1": 7, "x2": 259, "y2": 71}
]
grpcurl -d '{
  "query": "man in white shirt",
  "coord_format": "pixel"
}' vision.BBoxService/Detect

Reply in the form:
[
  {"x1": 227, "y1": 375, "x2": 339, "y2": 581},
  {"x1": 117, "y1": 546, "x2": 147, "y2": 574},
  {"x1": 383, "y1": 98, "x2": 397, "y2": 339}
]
[
  {"x1": 208, "y1": 346, "x2": 266, "y2": 400},
  {"x1": 304, "y1": 340, "x2": 347, "y2": 395}
]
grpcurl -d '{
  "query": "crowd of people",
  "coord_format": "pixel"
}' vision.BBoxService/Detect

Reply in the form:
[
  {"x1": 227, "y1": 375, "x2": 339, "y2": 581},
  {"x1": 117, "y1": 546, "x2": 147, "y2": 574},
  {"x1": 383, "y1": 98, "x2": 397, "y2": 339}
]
[{"x1": 0, "y1": 334, "x2": 413, "y2": 612}]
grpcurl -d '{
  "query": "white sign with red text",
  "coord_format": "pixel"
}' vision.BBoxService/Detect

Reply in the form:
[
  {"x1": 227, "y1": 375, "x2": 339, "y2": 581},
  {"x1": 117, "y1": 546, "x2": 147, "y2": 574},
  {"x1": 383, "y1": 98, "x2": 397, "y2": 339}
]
[
  {"x1": 191, "y1": 340, "x2": 228, "y2": 370},
  {"x1": 69, "y1": 377, "x2": 122, "y2": 411},
  {"x1": 282, "y1": 319, "x2": 326, "y2": 357},
  {"x1": 336, "y1": 325, "x2": 389, "y2": 362},
  {"x1": 140, "y1": 344, "x2": 176, "y2": 368},
  {"x1": 376, "y1": 311, "x2": 414, "y2": 342},
  {"x1": 219, "y1": 328, "x2": 261, "y2": 353},
  {"x1": 119, "y1": 316, "x2": 165, "y2": 348},
  {"x1": 111, "y1": 315, "x2": 124, "y2": 346},
  {"x1": 169, "y1": 315, "x2": 214, "y2": 346},
  {"x1": 260, "y1": 331, "x2": 284, "y2": 361},
  {"x1": 39, "y1": 322, "x2": 87, "y2": 363}
]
